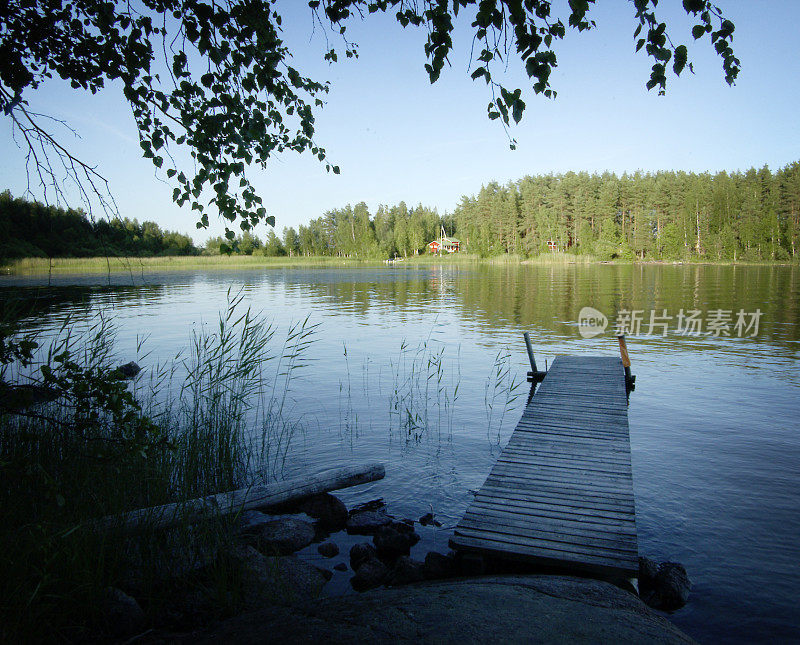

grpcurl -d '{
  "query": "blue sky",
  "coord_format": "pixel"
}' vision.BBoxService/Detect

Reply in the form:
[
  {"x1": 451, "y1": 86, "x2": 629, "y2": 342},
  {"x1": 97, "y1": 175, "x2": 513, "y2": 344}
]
[{"x1": 1, "y1": 1, "x2": 798, "y2": 244}]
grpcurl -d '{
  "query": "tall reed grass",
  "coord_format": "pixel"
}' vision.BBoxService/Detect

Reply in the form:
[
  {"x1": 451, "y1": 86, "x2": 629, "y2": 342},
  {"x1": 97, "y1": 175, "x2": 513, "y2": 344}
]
[{"x1": 0, "y1": 290, "x2": 316, "y2": 640}]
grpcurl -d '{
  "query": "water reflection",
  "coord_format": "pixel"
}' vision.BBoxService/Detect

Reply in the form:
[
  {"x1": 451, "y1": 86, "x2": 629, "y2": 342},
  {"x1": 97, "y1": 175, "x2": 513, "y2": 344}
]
[{"x1": 1, "y1": 264, "x2": 799, "y2": 642}]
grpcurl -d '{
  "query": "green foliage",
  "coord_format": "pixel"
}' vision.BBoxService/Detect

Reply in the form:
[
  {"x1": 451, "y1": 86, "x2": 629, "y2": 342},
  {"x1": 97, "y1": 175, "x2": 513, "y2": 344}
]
[
  {"x1": 0, "y1": 190, "x2": 199, "y2": 261},
  {"x1": 1, "y1": 1, "x2": 739, "y2": 233},
  {"x1": 0, "y1": 292, "x2": 316, "y2": 639},
  {"x1": 452, "y1": 162, "x2": 800, "y2": 262}
]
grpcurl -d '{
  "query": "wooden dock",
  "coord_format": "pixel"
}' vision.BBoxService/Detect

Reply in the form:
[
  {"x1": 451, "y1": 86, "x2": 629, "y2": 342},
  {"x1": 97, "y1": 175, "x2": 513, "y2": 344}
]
[{"x1": 450, "y1": 355, "x2": 638, "y2": 578}]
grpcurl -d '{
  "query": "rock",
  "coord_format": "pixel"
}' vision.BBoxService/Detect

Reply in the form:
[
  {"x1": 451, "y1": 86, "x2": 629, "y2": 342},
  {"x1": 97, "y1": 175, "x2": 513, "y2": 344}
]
[
  {"x1": 317, "y1": 542, "x2": 339, "y2": 558},
  {"x1": 298, "y1": 493, "x2": 348, "y2": 531},
  {"x1": 373, "y1": 522, "x2": 421, "y2": 560},
  {"x1": 346, "y1": 509, "x2": 392, "y2": 535},
  {"x1": 317, "y1": 567, "x2": 334, "y2": 582},
  {"x1": 114, "y1": 361, "x2": 141, "y2": 379},
  {"x1": 200, "y1": 575, "x2": 696, "y2": 644},
  {"x1": 333, "y1": 562, "x2": 348, "y2": 572},
  {"x1": 351, "y1": 557, "x2": 389, "y2": 592},
  {"x1": 419, "y1": 512, "x2": 442, "y2": 527},
  {"x1": 227, "y1": 544, "x2": 329, "y2": 605},
  {"x1": 639, "y1": 557, "x2": 691, "y2": 611},
  {"x1": 349, "y1": 543, "x2": 377, "y2": 571},
  {"x1": 237, "y1": 510, "x2": 272, "y2": 535},
  {"x1": 639, "y1": 556, "x2": 660, "y2": 585},
  {"x1": 256, "y1": 518, "x2": 315, "y2": 555},
  {"x1": 349, "y1": 498, "x2": 386, "y2": 514},
  {"x1": 100, "y1": 587, "x2": 146, "y2": 638},
  {"x1": 423, "y1": 551, "x2": 456, "y2": 580},
  {"x1": 388, "y1": 556, "x2": 425, "y2": 586}
]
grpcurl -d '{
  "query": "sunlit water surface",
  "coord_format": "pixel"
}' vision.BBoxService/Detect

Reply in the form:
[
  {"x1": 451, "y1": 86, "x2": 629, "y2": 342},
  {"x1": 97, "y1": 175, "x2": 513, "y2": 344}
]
[{"x1": 2, "y1": 263, "x2": 798, "y2": 643}]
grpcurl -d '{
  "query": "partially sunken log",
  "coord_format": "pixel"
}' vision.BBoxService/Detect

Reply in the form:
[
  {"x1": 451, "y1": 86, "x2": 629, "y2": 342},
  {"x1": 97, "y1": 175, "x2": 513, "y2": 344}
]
[{"x1": 95, "y1": 463, "x2": 385, "y2": 533}]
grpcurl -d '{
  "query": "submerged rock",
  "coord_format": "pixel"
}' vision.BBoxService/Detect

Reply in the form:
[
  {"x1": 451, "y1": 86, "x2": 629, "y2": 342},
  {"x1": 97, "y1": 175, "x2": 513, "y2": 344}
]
[
  {"x1": 256, "y1": 518, "x2": 315, "y2": 555},
  {"x1": 373, "y1": 522, "x2": 421, "y2": 560},
  {"x1": 317, "y1": 542, "x2": 339, "y2": 558},
  {"x1": 349, "y1": 543, "x2": 376, "y2": 571},
  {"x1": 333, "y1": 562, "x2": 348, "y2": 572},
  {"x1": 639, "y1": 557, "x2": 691, "y2": 611},
  {"x1": 113, "y1": 361, "x2": 141, "y2": 379},
  {"x1": 298, "y1": 493, "x2": 348, "y2": 531},
  {"x1": 351, "y1": 557, "x2": 389, "y2": 592}
]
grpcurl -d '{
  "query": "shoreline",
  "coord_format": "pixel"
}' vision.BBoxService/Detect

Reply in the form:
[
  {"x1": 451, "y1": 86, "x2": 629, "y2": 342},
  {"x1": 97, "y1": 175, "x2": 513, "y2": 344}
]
[{"x1": 2, "y1": 254, "x2": 797, "y2": 275}]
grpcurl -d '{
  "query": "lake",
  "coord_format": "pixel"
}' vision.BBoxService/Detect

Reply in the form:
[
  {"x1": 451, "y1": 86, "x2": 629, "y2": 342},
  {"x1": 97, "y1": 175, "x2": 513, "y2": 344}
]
[{"x1": 2, "y1": 262, "x2": 798, "y2": 643}]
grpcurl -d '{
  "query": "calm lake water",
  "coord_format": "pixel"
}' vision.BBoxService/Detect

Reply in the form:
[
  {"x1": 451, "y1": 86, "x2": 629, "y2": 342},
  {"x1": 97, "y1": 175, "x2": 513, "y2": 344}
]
[{"x1": 2, "y1": 263, "x2": 799, "y2": 643}]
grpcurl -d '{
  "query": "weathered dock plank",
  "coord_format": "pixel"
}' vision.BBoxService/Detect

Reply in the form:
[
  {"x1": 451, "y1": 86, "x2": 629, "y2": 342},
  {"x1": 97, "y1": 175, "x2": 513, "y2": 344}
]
[{"x1": 450, "y1": 355, "x2": 639, "y2": 578}]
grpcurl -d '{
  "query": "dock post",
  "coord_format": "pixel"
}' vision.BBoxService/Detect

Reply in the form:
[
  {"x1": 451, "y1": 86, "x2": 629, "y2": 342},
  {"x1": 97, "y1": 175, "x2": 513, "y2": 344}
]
[
  {"x1": 523, "y1": 332, "x2": 547, "y2": 383},
  {"x1": 617, "y1": 334, "x2": 636, "y2": 393}
]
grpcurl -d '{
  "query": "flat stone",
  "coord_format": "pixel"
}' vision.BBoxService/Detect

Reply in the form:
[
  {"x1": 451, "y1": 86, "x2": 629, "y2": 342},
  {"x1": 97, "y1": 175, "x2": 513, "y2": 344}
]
[
  {"x1": 199, "y1": 576, "x2": 696, "y2": 644},
  {"x1": 346, "y1": 510, "x2": 392, "y2": 535},
  {"x1": 256, "y1": 518, "x2": 315, "y2": 555}
]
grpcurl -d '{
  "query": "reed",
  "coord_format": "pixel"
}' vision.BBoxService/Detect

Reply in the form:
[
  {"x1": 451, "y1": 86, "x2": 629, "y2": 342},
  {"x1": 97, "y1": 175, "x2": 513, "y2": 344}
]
[{"x1": 0, "y1": 292, "x2": 316, "y2": 640}]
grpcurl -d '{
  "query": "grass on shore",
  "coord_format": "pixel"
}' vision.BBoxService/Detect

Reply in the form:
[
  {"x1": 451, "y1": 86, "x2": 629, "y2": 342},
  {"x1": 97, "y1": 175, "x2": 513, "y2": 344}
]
[
  {"x1": 0, "y1": 291, "x2": 315, "y2": 641},
  {"x1": 6, "y1": 252, "x2": 793, "y2": 275}
]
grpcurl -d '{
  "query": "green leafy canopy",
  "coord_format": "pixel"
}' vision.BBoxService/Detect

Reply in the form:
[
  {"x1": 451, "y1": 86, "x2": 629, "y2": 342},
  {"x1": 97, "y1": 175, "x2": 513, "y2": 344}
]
[{"x1": 0, "y1": 1, "x2": 739, "y2": 237}]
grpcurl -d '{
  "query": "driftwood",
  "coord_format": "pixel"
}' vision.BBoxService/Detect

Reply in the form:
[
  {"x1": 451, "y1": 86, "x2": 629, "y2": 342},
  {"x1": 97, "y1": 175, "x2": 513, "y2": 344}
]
[{"x1": 95, "y1": 462, "x2": 385, "y2": 532}]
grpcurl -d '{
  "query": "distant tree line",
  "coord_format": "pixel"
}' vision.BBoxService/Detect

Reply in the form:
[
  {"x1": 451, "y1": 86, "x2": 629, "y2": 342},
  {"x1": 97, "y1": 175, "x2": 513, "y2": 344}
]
[
  {"x1": 221, "y1": 161, "x2": 800, "y2": 262},
  {"x1": 4, "y1": 160, "x2": 799, "y2": 263},
  {"x1": 211, "y1": 202, "x2": 453, "y2": 259},
  {"x1": 0, "y1": 190, "x2": 198, "y2": 260},
  {"x1": 453, "y1": 162, "x2": 800, "y2": 261}
]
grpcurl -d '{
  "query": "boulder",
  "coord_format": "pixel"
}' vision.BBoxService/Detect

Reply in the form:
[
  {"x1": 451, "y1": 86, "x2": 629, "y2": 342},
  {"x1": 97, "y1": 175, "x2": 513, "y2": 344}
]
[
  {"x1": 333, "y1": 562, "x2": 348, "y2": 572},
  {"x1": 423, "y1": 551, "x2": 457, "y2": 580},
  {"x1": 349, "y1": 543, "x2": 377, "y2": 571},
  {"x1": 639, "y1": 557, "x2": 691, "y2": 611},
  {"x1": 227, "y1": 544, "x2": 329, "y2": 605},
  {"x1": 113, "y1": 361, "x2": 141, "y2": 379},
  {"x1": 100, "y1": 587, "x2": 146, "y2": 638},
  {"x1": 388, "y1": 556, "x2": 425, "y2": 586},
  {"x1": 255, "y1": 518, "x2": 315, "y2": 555},
  {"x1": 346, "y1": 510, "x2": 392, "y2": 535},
  {"x1": 236, "y1": 510, "x2": 272, "y2": 535},
  {"x1": 298, "y1": 493, "x2": 348, "y2": 531},
  {"x1": 317, "y1": 542, "x2": 339, "y2": 558},
  {"x1": 351, "y1": 557, "x2": 388, "y2": 592},
  {"x1": 201, "y1": 575, "x2": 697, "y2": 644},
  {"x1": 373, "y1": 522, "x2": 421, "y2": 560}
]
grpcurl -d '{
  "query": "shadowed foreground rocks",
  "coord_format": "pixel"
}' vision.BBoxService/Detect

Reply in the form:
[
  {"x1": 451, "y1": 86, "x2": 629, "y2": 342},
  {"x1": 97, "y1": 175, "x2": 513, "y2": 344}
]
[{"x1": 196, "y1": 576, "x2": 695, "y2": 644}]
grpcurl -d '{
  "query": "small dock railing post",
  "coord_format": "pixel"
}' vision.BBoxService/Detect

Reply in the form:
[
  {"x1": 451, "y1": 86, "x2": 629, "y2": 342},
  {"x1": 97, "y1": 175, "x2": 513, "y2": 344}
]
[{"x1": 523, "y1": 332, "x2": 548, "y2": 384}]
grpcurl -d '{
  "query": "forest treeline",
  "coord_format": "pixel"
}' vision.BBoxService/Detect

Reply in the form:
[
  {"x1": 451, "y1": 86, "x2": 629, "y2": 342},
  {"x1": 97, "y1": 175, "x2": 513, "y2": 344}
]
[
  {"x1": 3, "y1": 160, "x2": 799, "y2": 262},
  {"x1": 219, "y1": 161, "x2": 800, "y2": 261},
  {"x1": 0, "y1": 190, "x2": 198, "y2": 260}
]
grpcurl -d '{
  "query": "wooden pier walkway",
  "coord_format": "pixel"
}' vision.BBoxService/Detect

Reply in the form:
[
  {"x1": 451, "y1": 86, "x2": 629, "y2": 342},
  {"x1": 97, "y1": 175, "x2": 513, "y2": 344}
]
[{"x1": 450, "y1": 355, "x2": 639, "y2": 578}]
